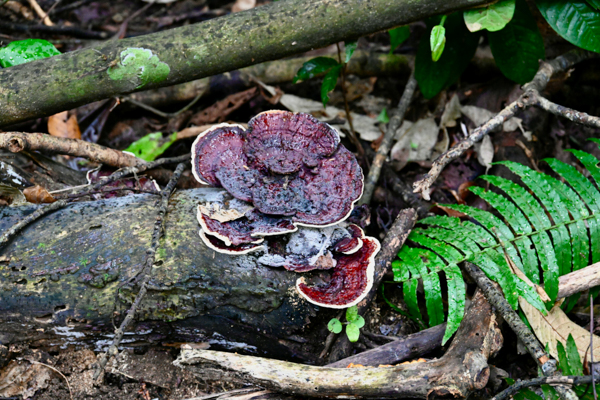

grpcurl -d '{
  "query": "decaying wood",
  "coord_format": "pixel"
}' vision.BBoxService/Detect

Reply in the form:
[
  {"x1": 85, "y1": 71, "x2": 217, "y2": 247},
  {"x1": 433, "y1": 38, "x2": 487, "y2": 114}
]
[
  {"x1": 557, "y1": 261, "x2": 600, "y2": 299},
  {"x1": 175, "y1": 290, "x2": 502, "y2": 399},
  {"x1": 326, "y1": 323, "x2": 446, "y2": 368},
  {"x1": 0, "y1": 132, "x2": 142, "y2": 169},
  {"x1": 0, "y1": 188, "x2": 318, "y2": 360}
]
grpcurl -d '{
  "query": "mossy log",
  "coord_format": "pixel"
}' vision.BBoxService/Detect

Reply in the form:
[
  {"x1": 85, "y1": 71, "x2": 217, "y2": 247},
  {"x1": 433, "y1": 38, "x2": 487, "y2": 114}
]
[
  {"x1": 0, "y1": 189, "x2": 316, "y2": 360},
  {"x1": 0, "y1": 0, "x2": 494, "y2": 127}
]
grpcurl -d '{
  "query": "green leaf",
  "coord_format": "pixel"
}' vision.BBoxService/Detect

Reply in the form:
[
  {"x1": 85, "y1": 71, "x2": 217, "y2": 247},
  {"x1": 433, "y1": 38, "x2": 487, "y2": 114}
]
[
  {"x1": 320, "y1": 64, "x2": 341, "y2": 108},
  {"x1": 443, "y1": 264, "x2": 466, "y2": 344},
  {"x1": 293, "y1": 57, "x2": 339, "y2": 83},
  {"x1": 0, "y1": 39, "x2": 61, "y2": 68},
  {"x1": 346, "y1": 305, "x2": 359, "y2": 322},
  {"x1": 377, "y1": 108, "x2": 389, "y2": 124},
  {"x1": 541, "y1": 385, "x2": 560, "y2": 400},
  {"x1": 556, "y1": 340, "x2": 571, "y2": 375},
  {"x1": 345, "y1": 41, "x2": 357, "y2": 63},
  {"x1": 327, "y1": 318, "x2": 343, "y2": 334},
  {"x1": 389, "y1": 26, "x2": 410, "y2": 54},
  {"x1": 488, "y1": 0, "x2": 545, "y2": 84},
  {"x1": 415, "y1": 13, "x2": 480, "y2": 98},
  {"x1": 354, "y1": 315, "x2": 365, "y2": 329},
  {"x1": 124, "y1": 132, "x2": 177, "y2": 162},
  {"x1": 464, "y1": 0, "x2": 516, "y2": 32},
  {"x1": 403, "y1": 278, "x2": 423, "y2": 324},
  {"x1": 588, "y1": 0, "x2": 600, "y2": 10},
  {"x1": 346, "y1": 322, "x2": 360, "y2": 342},
  {"x1": 566, "y1": 334, "x2": 584, "y2": 375},
  {"x1": 430, "y1": 25, "x2": 446, "y2": 61},
  {"x1": 536, "y1": 1, "x2": 600, "y2": 52}
]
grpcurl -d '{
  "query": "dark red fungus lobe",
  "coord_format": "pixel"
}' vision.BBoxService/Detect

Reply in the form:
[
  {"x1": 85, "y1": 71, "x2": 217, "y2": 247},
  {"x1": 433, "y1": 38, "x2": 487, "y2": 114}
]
[
  {"x1": 246, "y1": 111, "x2": 340, "y2": 174},
  {"x1": 191, "y1": 124, "x2": 254, "y2": 202},
  {"x1": 296, "y1": 237, "x2": 379, "y2": 308},
  {"x1": 333, "y1": 224, "x2": 363, "y2": 254},
  {"x1": 199, "y1": 209, "x2": 296, "y2": 246}
]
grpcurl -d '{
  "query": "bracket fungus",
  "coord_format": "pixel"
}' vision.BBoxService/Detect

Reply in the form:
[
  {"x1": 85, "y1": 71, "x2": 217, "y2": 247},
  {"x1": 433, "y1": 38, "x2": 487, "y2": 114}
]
[{"x1": 191, "y1": 111, "x2": 380, "y2": 308}]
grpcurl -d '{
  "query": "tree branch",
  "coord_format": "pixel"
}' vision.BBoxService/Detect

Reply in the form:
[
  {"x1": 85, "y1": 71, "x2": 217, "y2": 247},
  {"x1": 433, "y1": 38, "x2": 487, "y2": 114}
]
[{"x1": 0, "y1": 0, "x2": 494, "y2": 127}]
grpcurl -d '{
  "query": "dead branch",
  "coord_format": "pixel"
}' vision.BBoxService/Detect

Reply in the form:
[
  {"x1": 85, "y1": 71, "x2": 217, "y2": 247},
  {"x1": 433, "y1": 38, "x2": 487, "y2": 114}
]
[
  {"x1": 0, "y1": 0, "x2": 494, "y2": 127},
  {"x1": 557, "y1": 261, "x2": 600, "y2": 299},
  {"x1": 0, "y1": 132, "x2": 142, "y2": 168},
  {"x1": 493, "y1": 375, "x2": 600, "y2": 400},
  {"x1": 176, "y1": 290, "x2": 501, "y2": 399},
  {"x1": 413, "y1": 49, "x2": 600, "y2": 200},
  {"x1": 327, "y1": 323, "x2": 446, "y2": 367}
]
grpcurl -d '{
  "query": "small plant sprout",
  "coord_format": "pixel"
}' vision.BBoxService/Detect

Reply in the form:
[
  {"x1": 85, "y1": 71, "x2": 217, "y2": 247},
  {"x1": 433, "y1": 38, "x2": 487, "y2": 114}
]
[
  {"x1": 327, "y1": 305, "x2": 366, "y2": 342},
  {"x1": 430, "y1": 15, "x2": 447, "y2": 62}
]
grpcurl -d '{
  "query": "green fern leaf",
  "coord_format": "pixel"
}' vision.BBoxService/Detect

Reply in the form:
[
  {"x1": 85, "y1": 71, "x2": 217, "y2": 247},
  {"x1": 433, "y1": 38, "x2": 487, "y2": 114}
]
[{"x1": 393, "y1": 147, "x2": 600, "y2": 343}]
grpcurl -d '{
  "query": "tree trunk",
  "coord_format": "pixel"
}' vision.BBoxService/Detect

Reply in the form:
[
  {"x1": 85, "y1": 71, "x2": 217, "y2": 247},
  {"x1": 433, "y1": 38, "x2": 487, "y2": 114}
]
[
  {"x1": 0, "y1": 0, "x2": 493, "y2": 127},
  {"x1": 0, "y1": 189, "x2": 316, "y2": 360}
]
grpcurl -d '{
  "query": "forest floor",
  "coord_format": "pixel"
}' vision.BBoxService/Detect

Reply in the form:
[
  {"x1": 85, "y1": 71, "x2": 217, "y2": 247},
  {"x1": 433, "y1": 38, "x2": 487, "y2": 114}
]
[{"x1": 1, "y1": 0, "x2": 600, "y2": 399}]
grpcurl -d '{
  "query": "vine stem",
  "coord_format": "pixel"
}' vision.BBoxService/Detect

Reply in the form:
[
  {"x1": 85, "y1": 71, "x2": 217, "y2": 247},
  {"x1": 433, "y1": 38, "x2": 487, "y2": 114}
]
[{"x1": 93, "y1": 162, "x2": 187, "y2": 380}]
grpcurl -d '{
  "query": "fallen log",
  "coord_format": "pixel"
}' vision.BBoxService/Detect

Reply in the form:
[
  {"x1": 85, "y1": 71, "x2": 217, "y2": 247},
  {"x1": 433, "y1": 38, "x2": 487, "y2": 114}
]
[
  {"x1": 175, "y1": 290, "x2": 503, "y2": 399},
  {"x1": 0, "y1": 188, "x2": 317, "y2": 360}
]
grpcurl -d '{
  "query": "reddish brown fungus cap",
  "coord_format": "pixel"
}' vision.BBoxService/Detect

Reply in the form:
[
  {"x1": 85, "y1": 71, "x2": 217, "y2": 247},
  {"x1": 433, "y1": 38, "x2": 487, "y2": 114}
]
[
  {"x1": 245, "y1": 111, "x2": 340, "y2": 174},
  {"x1": 191, "y1": 111, "x2": 364, "y2": 228},
  {"x1": 296, "y1": 235, "x2": 380, "y2": 308}
]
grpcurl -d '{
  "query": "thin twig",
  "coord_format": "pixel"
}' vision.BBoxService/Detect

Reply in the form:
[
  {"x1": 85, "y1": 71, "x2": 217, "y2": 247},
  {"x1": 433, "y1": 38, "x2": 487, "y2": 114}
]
[
  {"x1": 27, "y1": 0, "x2": 53, "y2": 25},
  {"x1": 360, "y1": 70, "x2": 416, "y2": 205},
  {"x1": 493, "y1": 375, "x2": 600, "y2": 400},
  {"x1": 122, "y1": 91, "x2": 204, "y2": 119},
  {"x1": 319, "y1": 310, "x2": 344, "y2": 359},
  {"x1": 413, "y1": 49, "x2": 599, "y2": 200},
  {"x1": 535, "y1": 96, "x2": 600, "y2": 128},
  {"x1": 336, "y1": 43, "x2": 364, "y2": 159},
  {"x1": 93, "y1": 162, "x2": 187, "y2": 379}
]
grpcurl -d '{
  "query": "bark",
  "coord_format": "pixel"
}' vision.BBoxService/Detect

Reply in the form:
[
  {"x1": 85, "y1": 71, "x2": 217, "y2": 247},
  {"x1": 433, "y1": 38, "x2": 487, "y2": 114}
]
[
  {"x1": 557, "y1": 261, "x2": 600, "y2": 299},
  {"x1": 176, "y1": 290, "x2": 502, "y2": 399},
  {"x1": 0, "y1": 0, "x2": 494, "y2": 127},
  {"x1": 0, "y1": 188, "x2": 317, "y2": 360}
]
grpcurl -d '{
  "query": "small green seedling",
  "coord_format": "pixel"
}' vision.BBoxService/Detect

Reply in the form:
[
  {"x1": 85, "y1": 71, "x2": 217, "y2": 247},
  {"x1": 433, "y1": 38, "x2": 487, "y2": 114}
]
[
  {"x1": 377, "y1": 108, "x2": 389, "y2": 124},
  {"x1": 327, "y1": 305, "x2": 365, "y2": 342},
  {"x1": 124, "y1": 132, "x2": 177, "y2": 162},
  {"x1": 293, "y1": 40, "x2": 357, "y2": 108},
  {"x1": 430, "y1": 16, "x2": 447, "y2": 62}
]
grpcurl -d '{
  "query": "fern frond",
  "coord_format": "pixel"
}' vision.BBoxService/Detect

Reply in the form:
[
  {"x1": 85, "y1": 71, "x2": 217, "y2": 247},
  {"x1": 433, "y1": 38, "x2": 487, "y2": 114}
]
[{"x1": 392, "y1": 147, "x2": 600, "y2": 344}]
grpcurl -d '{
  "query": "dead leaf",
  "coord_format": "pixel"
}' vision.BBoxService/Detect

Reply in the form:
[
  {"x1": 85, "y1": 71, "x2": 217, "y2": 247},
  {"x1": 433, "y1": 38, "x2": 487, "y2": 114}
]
[
  {"x1": 0, "y1": 184, "x2": 27, "y2": 206},
  {"x1": 390, "y1": 118, "x2": 439, "y2": 164},
  {"x1": 232, "y1": 0, "x2": 256, "y2": 12},
  {"x1": 520, "y1": 299, "x2": 600, "y2": 362},
  {"x1": 48, "y1": 111, "x2": 81, "y2": 140},
  {"x1": 23, "y1": 185, "x2": 56, "y2": 204},
  {"x1": 0, "y1": 360, "x2": 52, "y2": 398},
  {"x1": 279, "y1": 94, "x2": 381, "y2": 141},
  {"x1": 190, "y1": 87, "x2": 257, "y2": 126},
  {"x1": 474, "y1": 135, "x2": 494, "y2": 171},
  {"x1": 440, "y1": 94, "x2": 462, "y2": 128}
]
